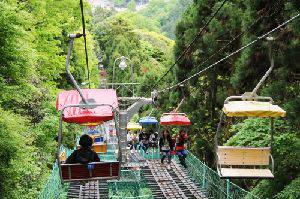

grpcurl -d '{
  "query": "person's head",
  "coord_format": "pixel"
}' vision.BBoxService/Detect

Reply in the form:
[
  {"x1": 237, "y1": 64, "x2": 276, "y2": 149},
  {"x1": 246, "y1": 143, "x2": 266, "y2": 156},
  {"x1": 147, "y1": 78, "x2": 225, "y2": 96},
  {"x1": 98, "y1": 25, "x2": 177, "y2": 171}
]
[
  {"x1": 79, "y1": 134, "x2": 93, "y2": 148},
  {"x1": 179, "y1": 129, "x2": 185, "y2": 136},
  {"x1": 163, "y1": 129, "x2": 170, "y2": 138}
]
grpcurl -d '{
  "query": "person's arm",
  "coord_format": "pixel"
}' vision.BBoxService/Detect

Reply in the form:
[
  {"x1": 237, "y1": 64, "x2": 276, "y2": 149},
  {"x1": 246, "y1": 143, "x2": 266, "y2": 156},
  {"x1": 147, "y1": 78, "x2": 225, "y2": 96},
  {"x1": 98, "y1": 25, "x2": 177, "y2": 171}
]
[
  {"x1": 169, "y1": 137, "x2": 174, "y2": 151},
  {"x1": 93, "y1": 152, "x2": 100, "y2": 162},
  {"x1": 65, "y1": 150, "x2": 77, "y2": 164},
  {"x1": 159, "y1": 137, "x2": 163, "y2": 151}
]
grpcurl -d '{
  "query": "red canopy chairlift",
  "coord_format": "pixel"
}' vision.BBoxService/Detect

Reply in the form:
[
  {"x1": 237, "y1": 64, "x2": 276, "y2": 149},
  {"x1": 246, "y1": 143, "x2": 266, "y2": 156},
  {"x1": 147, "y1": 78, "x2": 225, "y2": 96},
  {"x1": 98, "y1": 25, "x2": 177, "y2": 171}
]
[
  {"x1": 56, "y1": 89, "x2": 118, "y2": 123},
  {"x1": 160, "y1": 112, "x2": 191, "y2": 126},
  {"x1": 160, "y1": 112, "x2": 191, "y2": 155},
  {"x1": 56, "y1": 89, "x2": 121, "y2": 182}
]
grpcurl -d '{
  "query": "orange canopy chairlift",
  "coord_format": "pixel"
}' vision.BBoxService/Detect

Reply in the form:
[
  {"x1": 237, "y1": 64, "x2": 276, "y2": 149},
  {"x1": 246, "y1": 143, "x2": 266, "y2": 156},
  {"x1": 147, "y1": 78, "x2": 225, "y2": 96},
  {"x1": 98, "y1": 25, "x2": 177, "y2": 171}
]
[{"x1": 55, "y1": 33, "x2": 121, "y2": 183}]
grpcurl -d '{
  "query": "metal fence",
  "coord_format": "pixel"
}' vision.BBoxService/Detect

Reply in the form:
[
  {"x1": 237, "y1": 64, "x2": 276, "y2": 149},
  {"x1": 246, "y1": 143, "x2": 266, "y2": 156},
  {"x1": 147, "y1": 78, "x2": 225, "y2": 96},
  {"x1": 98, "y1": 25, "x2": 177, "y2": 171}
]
[
  {"x1": 39, "y1": 148, "x2": 258, "y2": 199},
  {"x1": 184, "y1": 153, "x2": 259, "y2": 199}
]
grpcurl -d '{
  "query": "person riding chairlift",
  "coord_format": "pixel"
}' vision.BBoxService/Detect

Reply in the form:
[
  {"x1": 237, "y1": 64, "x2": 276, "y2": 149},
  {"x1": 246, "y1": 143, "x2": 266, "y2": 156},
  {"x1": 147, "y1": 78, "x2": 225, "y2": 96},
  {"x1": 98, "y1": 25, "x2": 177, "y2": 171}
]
[
  {"x1": 139, "y1": 131, "x2": 150, "y2": 154},
  {"x1": 66, "y1": 134, "x2": 100, "y2": 164},
  {"x1": 149, "y1": 129, "x2": 158, "y2": 148},
  {"x1": 159, "y1": 129, "x2": 174, "y2": 170},
  {"x1": 130, "y1": 132, "x2": 139, "y2": 152},
  {"x1": 175, "y1": 129, "x2": 188, "y2": 168}
]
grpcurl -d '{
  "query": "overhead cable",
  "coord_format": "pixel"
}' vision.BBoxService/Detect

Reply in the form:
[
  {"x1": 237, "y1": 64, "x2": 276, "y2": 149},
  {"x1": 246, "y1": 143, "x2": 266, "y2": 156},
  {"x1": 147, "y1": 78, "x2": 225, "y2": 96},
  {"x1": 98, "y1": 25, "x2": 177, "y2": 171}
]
[{"x1": 157, "y1": 13, "x2": 300, "y2": 93}]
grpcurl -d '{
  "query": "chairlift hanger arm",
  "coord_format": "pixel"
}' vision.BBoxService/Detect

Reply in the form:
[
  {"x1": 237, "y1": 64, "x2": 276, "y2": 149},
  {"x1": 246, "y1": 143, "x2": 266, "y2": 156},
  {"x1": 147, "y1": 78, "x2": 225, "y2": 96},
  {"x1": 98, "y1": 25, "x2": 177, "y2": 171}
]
[
  {"x1": 66, "y1": 34, "x2": 88, "y2": 104},
  {"x1": 173, "y1": 98, "x2": 185, "y2": 112},
  {"x1": 251, "y1": 38, "x2": 274, "y2": 96}
]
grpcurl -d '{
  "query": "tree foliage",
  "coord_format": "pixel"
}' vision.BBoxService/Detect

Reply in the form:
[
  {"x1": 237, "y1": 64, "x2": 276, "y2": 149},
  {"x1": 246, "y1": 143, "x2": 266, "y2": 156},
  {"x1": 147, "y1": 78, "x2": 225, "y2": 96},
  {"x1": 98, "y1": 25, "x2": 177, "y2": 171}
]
[
  {"x1": 0, "y1": 0, "x2": 97, "y2": 198},
  {"x1": 174, "y1": 0, "x2": 299, "y2": 197}
]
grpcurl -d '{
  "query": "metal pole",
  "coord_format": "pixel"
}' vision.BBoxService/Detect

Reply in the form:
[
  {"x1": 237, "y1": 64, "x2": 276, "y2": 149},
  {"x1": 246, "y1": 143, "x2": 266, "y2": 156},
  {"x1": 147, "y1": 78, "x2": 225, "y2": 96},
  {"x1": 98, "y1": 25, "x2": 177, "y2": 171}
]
[
  {"x1": 57, "y1": 112, "x2": 64, "y2": 184},
  {"x1": 270, "y1": 118, "x2": 274, "y2": 151},
  {"x1": 252, "y1": 37, "x2": 274, "y2": 96},
  {"x1": 130, "y1": 61, "x2": 134, "y2": 96},
  {"x1": 112, "y1": 58, "x2": 120, "y2": 89},
  {"x1": 66, "y1": 34, "x2": 88, "y2": 104},
  {"x1": 119, "y1": 111, "x2": 128, "y2": 163},
  {"x1": 226, "y1": 179, "x2": 230, "y2": 199},
  {"x1": 215, "y1": 112, "x2": 224, "y2": 149}
]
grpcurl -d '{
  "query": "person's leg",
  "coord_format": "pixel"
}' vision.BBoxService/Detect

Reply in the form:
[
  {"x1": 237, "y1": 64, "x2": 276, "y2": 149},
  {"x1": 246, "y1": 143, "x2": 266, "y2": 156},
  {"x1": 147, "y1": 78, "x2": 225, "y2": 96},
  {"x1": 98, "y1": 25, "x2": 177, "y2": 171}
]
[
  {"x1": 181, "y1": 153, "x2": 188, "y2": 168},
  {"x1": 177, "y1": 151, "x2": 185, "y2": 166},
  {"x1": 144, "y1": 144, "x2": 149, "y2": 153},
  {"x1": 161, "y1": 153, "x2": 166, "y2": 164},
  {"x1": 130, "y1": 142, "x2": 133, "y2": 150},
  {"x1": 167, "y1": 151, "x2": 171, "y2": 165}
]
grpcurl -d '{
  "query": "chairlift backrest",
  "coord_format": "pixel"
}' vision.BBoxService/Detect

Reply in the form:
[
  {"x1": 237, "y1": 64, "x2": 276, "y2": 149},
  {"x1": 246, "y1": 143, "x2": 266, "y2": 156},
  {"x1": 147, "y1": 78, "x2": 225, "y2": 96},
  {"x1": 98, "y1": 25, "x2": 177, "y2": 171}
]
[
  {"x1": 217, "y1": 146, "x2": 270, "y2": 166},
  {"x1": 61, "y1": 162, "x2": 119, "y2": 182}
]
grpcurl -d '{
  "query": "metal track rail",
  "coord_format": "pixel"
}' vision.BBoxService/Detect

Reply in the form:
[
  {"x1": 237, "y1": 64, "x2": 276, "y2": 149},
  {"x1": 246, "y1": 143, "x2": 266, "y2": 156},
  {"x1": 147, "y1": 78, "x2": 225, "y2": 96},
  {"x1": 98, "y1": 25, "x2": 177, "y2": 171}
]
[
  {"x1": 142, "y1": 166, "x2": 166, "y2": 199},
  {"x1": 67, "y1": 181, "x2": 100, "y2": 199},
  {"x1": 147, "y1": 159, "x2": 207, "y2": 199},
  {"x1": 170, "y1": 159, "x2": 207, "y2": 199}
]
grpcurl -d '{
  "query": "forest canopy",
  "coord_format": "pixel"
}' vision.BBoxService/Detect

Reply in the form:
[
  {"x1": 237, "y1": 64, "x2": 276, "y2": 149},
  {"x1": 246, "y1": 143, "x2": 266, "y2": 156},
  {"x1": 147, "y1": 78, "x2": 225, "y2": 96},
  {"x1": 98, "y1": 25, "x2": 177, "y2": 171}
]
[{"x1": 0, "y1": 0, "x2": 299, "y2": 198}]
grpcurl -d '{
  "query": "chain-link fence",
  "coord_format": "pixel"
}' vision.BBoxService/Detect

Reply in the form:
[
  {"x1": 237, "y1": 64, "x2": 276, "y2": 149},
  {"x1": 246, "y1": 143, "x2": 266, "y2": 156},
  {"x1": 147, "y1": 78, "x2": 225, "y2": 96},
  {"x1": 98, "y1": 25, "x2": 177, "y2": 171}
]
[{"x1": 183, "y1": 153, "x2": 259, "y2": 199}]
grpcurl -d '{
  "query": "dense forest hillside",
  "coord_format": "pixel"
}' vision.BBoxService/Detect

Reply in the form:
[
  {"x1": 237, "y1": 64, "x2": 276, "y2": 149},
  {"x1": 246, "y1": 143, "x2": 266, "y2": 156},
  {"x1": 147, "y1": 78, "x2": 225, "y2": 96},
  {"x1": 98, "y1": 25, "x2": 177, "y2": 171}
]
[
  {"x1": 0, "y1": 1, "x2": 96, "y2": 198},
  {"x1": 173, "y1": 1, "x2": 299, "y2": 198},
  {"x1": 0, "y1": 0, "x2": 299, "y2": 198}
]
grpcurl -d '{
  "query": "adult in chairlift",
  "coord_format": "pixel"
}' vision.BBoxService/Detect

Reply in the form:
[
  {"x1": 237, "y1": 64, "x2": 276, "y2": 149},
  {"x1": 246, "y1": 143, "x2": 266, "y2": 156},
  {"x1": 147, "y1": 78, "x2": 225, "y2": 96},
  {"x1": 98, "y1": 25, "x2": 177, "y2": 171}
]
[{"x1": 66, "y1": 134, "x2": 100, "y2": 164}]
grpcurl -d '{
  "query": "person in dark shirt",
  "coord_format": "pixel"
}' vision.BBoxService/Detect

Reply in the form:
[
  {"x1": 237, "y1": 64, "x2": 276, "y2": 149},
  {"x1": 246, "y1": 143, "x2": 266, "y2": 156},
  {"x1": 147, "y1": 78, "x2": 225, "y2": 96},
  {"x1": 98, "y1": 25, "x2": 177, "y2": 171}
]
[
  {"x1": 139, "y1": 131, "x2": 150, "y2": 154},
  {"x1": 175, "y1": 130, "x2": 188, "y2": 168},
  {"x1": 66, "y1": 134, "x2": 100, "y2": 164},
  {"x1": 159, "y1": 129, "x2": 174, "y2": 169}
]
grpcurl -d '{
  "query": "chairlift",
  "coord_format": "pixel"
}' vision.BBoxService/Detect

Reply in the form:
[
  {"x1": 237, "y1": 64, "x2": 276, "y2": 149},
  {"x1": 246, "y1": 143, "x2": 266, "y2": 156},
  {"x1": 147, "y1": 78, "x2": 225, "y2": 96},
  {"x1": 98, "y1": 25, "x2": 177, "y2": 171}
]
[
  {"x1": 56, "y1": 89, "x2": 121, "y2": 182},
  {"x1": 215, "y1": 93, "x2": 286, "y2": 179}
]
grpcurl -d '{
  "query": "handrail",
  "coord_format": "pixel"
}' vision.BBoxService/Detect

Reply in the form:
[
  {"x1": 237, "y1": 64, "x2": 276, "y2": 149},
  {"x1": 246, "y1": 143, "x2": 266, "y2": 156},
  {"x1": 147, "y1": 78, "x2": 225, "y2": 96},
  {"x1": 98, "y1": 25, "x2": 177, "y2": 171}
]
[{"x1": 224, "y1": 93, "x2": 274, "y2": 104}]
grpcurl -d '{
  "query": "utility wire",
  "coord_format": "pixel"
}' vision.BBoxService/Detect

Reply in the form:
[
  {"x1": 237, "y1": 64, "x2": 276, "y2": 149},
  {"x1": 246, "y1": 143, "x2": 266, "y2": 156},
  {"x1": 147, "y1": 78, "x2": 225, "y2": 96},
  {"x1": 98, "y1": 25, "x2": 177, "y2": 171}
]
[
  {"x1": 157, "y1": 13, "x2": 300, "y2": 93},
  {"x1": 176, "y1": 0, "x2": 282, "y2": 84},
  {"x1": 152, "y1": 0, "x2": 228, "y2": 89},
  {"x1": 150, "y1": 1, "x2": 280, "y2": 96},
  {"x1": 80, "y1": 0, "x2": 91, "y2": 88}
]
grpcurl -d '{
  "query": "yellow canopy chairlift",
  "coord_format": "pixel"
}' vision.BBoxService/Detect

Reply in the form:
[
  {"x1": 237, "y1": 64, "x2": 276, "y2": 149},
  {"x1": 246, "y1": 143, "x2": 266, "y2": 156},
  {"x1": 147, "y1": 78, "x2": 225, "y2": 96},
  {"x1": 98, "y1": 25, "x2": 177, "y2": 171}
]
[
  {"x1": 215, "y1": 37, "x2": 287, "y2": 179},
  {"x1": 215, "y1": 92, "x2": 286, "y2": 179},
  {"x1": 127, "y1": 122, "x2": 143, "y2": 131}
]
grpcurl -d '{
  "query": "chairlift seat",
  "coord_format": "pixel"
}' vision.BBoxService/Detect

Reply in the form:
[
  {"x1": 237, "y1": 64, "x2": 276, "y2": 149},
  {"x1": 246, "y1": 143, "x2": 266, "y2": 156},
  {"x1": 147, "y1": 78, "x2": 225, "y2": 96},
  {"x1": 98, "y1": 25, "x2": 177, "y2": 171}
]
[
  {"x1": 218, "y1": 168, "x2": 273, "y2": 178},
  {"x1": 217, "y1": 146, "x2": 274, "y2": 179},
  {"x1": 61, "y1": 161, "x2": 119, "y2": 182}
]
